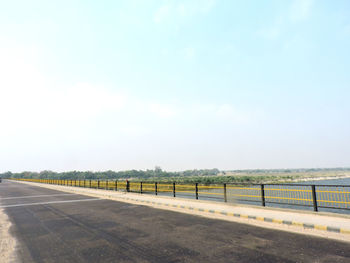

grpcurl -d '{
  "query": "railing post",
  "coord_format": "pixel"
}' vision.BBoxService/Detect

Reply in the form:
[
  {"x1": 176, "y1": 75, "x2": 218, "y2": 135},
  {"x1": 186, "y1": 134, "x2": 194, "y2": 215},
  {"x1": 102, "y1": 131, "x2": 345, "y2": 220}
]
[
  {"x1": 126, "y1": 181, "x2": 130, "y2": 192},
  {"x1": 89, "y1": 179, "x2": 92, "y2": 188},
  {"x1": 140, "y1": 182, "x2": 143, "y2": 194},
  {"x1": 155, "y1": 182, "x2": 158, "y2": 195},
  {"x1": 84, "y1": 180, "x2": 86, "y2": 188},
  {"x1": 261, "y1": 184, "x2": 266, "y2": 207},
  {"x1": 224, "y1": 183, "x2": 227, "y2": 202},
  {"x1": 311, "y1": 185, "x2": 318, "y2": 212},
  {"x1": 98, "y1": 180, "x2": 100, "y2": 189},
  {"x1": 195, "y1": 183, "x2": 198, "y2": 200},
  {"x1": 106, "y1": 180, "x2": 108, "y2": 190},
  {"x1": 115, "y1": 180, "x2": 118, "y2": 191},
  {"x1": 173, "y1": 182, "x2": 176, "y2": 197}
]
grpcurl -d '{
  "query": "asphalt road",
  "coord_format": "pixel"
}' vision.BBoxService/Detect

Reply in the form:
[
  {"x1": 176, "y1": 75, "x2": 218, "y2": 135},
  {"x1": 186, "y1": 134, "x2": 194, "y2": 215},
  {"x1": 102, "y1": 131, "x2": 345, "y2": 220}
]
[{"x1": 1, "y1": 180, "x2": 350, "y2": 263}]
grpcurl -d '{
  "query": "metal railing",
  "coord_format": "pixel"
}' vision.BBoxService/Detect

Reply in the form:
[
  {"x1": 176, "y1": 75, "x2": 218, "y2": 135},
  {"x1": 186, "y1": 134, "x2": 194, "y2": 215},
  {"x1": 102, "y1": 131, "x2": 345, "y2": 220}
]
[{"x1": 11, "y1": 179, "x2": 350, "y2": 213}]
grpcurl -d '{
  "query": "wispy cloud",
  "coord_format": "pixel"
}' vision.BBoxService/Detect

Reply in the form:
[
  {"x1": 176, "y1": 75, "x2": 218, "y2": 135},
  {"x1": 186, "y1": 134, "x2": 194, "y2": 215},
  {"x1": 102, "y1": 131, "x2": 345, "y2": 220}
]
[
  {"x1": 153, "y1": 0, "x2": 216, "y2": 24},
  {"x1": 290, "y1": 0, "x2": 313, "y2": 22},
  {"x1": 257, "y1": 25, "x2": 281, "y2": 40},
  {"x1": 149, "y1": 103, "x2": 179, "y2": 118},
  {"x1": 257, "y1": 0, "x2": 313, "y2": 40},
  {"x1": 186, "y1": 103, "x2": 263, "y2": 124},
  {"x1": 153, "y1": 4, "x2": 171, "y2": 24},
  {"x1": 182, "y1": 47, "x2": 196, "y2": 59},
  {"x1": 343, "y1": 24, "x2": 350, "y2": 36}
]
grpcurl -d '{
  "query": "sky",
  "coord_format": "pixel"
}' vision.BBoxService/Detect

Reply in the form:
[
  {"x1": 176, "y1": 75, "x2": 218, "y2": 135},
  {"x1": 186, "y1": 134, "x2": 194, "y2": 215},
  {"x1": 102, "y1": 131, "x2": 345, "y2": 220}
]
[{"x1": 0, "y1": 0, "x2": 350, "y2": 172}]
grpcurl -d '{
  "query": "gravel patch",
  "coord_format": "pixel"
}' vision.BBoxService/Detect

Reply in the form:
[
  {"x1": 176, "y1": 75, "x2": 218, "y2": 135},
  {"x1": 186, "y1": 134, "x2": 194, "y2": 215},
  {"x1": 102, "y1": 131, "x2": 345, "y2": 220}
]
[{"x1": 0, "y1": 209, "x2": 17, "y2": 262}]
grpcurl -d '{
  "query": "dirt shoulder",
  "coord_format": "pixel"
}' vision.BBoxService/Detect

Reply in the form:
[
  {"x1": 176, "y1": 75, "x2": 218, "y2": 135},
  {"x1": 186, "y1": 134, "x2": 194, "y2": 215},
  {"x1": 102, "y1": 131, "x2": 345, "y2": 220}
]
[{"x1": 0, "y1": 208, "x2": 17, "y2": 263}]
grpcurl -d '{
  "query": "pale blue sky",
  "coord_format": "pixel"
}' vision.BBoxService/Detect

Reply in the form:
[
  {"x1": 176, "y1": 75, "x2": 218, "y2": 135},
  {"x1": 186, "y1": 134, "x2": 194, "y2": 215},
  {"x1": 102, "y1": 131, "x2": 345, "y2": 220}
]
[{"x1": 0, "y1": 0, "x2": 349, "y2": 172}]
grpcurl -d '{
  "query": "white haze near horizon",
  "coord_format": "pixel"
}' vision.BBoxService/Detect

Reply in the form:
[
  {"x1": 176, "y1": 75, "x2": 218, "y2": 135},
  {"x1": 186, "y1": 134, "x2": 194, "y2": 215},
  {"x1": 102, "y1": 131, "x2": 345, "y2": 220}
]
[{"x1": 0, "y1": 0, "x2": 350, "y2": 173}]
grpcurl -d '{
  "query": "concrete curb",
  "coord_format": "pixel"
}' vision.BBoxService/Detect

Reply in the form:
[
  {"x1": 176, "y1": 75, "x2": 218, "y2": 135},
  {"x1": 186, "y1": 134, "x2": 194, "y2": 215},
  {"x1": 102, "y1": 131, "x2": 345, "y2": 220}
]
[{"x1": 116, "y1": 195, "x2": 350, "y2": 236}]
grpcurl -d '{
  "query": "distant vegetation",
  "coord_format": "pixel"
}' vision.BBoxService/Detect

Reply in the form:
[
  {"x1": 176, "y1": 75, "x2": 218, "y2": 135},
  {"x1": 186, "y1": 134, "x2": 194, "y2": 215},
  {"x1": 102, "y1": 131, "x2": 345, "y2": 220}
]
[
  {"x1": 0, "y1": 168, "x2": 220, "y2": 181},
  {"x1": 2, "y1": 167, "x2": 350, "y2": 184}
]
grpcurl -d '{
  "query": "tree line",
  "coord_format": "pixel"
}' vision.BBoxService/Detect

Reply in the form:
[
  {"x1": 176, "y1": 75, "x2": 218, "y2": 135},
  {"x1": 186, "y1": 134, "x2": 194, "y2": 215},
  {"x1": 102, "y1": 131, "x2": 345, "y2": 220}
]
[{"x1": 0, "y1": 168, "x2": 220, "y2": 180}]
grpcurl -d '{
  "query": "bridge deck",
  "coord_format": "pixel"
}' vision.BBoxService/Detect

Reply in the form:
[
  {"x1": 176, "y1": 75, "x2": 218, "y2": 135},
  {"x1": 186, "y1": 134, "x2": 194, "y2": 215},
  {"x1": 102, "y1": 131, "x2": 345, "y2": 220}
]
[{"x1": 1, "y1": 180, "x2": 350, "y2": 262}]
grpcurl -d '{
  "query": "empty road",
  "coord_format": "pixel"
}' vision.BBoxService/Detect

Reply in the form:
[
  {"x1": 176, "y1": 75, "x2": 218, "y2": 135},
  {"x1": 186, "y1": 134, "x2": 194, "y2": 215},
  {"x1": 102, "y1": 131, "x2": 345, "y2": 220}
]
[{"x1": 1, "y1": 180, "x2": 350, "y2": 263}]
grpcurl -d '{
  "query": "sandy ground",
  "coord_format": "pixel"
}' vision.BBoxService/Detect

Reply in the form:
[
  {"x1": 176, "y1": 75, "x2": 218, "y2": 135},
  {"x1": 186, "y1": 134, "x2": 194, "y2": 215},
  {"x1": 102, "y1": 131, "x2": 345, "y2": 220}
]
[
  {"x1": 288, "y1": 174, "x2": 350, "y2": 183},
  {"x1": 12, "y1": 180, "x2": 350, "y2": 243},
  {"x1": 0, "y1": 209, "x2": 17, "y2": 263}
]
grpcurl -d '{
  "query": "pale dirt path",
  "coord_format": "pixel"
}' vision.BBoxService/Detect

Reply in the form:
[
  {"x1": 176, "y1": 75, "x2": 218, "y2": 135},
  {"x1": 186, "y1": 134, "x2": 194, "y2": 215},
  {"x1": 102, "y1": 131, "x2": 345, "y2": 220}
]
[
  {"x1": 0, "y1": 208, "x2": 17, "y2": 263},
  {"x1": 12, "y1": 180, "x2": 350, "y2": 243}
]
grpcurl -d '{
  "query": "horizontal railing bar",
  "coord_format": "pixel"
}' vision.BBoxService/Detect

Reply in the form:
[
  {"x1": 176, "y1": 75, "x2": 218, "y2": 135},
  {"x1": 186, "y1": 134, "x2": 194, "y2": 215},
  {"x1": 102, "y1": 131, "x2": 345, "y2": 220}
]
[{"x1": 265, "y1": 201, "x2": 313, "y2": 208}]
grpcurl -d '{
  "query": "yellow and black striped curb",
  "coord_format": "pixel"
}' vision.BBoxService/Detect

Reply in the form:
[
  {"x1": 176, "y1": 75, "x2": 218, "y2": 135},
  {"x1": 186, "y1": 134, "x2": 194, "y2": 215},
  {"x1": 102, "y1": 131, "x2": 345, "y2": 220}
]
[{"x1": 113, "y1": 195, "x2": 350, "y2": 236}]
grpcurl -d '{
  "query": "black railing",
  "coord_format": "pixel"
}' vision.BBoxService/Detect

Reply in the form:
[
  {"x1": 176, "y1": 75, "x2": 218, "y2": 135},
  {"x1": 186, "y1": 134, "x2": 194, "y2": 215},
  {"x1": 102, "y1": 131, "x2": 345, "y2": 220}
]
[{"x1": 12, "y1": 179, "x2": 350, "y2": 213}]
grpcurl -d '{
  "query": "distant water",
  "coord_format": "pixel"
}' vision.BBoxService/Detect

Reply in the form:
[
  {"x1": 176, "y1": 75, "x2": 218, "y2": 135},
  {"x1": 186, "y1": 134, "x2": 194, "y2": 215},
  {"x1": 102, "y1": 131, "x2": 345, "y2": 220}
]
[
  {"x1": 298, "y1": 177, "x2": 350, "y2": 185},
  {"x1": 292, "y1": 177, "x2": 350, "y2": 214}
]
